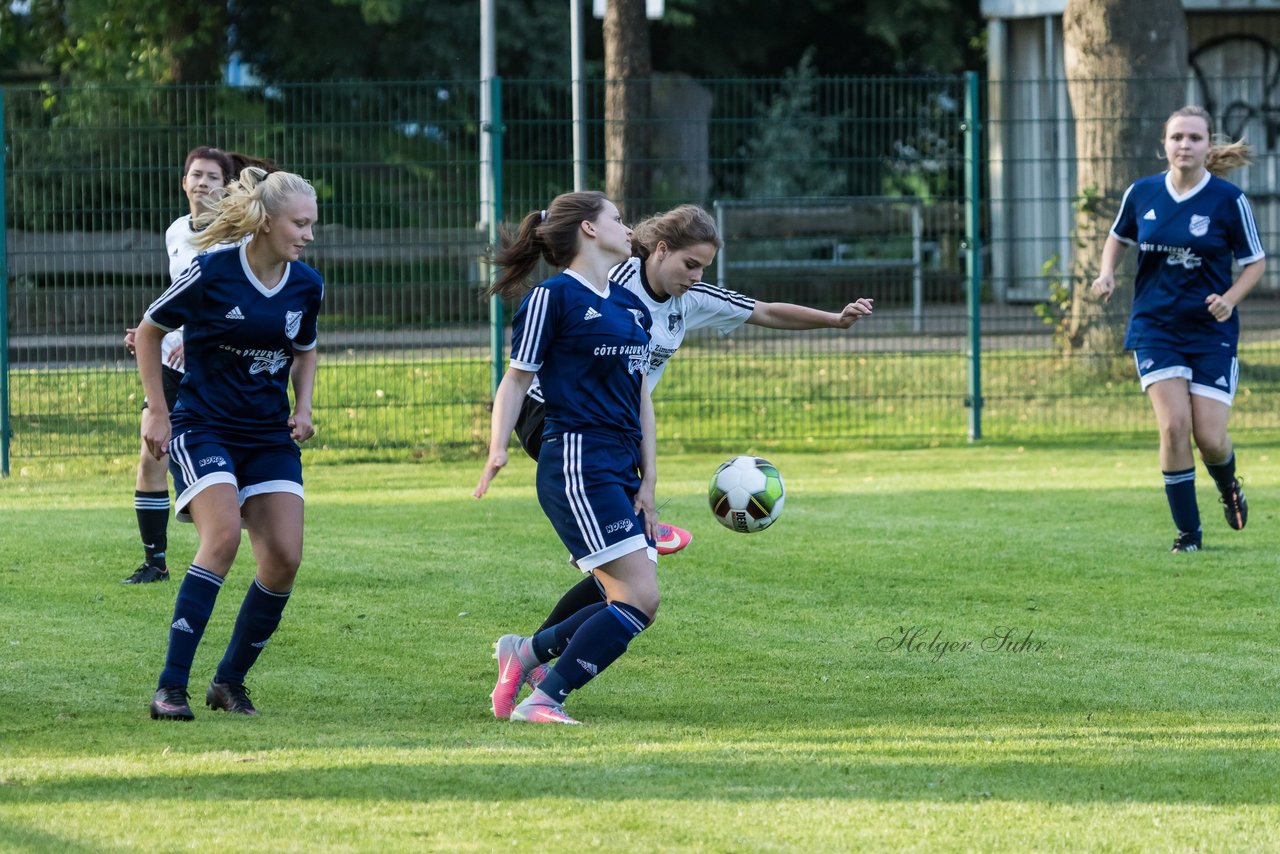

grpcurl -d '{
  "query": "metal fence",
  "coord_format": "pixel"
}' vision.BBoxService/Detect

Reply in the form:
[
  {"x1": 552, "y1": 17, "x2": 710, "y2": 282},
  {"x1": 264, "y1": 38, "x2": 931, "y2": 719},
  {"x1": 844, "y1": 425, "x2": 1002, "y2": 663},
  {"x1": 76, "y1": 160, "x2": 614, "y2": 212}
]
[{"x1": 3, "y1": 74, "x2": 1280, "y2": 468}]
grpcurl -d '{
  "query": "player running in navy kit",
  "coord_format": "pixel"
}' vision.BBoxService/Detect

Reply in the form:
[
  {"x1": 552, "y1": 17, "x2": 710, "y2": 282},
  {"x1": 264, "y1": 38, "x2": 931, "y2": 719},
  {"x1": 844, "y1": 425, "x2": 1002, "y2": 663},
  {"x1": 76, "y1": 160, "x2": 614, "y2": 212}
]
[
  {"x1": 517, "y1": 204, "x2": 873, "y2": 632},
  {"x1": 1091, "y1": 105, "x2": 1264, "y2": 552},
  {"x1": 475, "y1": 191, "x2": 657, "y2": 725},
  {"x1": 136, "y1": 168, "x2": 323, "y2": 720}
]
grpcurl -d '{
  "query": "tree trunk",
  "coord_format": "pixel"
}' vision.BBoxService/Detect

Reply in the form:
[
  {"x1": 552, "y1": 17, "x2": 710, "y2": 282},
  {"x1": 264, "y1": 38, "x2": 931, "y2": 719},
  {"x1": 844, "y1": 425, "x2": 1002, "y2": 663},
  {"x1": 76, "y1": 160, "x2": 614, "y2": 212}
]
[
  {"x1": 1062, "y1": 0, "x2": 1188, "y2": 356},
  {"x1": 166, "y1": 1, "x2": 229, "y2": 84},
  {"x1": 603, "y1": 0, "x2": 651, "y2": 219}
]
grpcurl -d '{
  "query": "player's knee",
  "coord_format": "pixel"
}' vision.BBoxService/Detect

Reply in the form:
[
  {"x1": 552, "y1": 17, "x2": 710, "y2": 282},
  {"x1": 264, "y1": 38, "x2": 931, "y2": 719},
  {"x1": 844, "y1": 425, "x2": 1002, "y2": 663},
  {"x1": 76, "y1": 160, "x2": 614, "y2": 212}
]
[
  {"x1": 1158, "y1": 415, "x2": 1192, "y2": 445},
  {"x1": 631, "y1": 586, "x2": 660, "y2": 620},
  {"x1": 1194, "y1": 430, "x2": 1230, "y2": 461}
]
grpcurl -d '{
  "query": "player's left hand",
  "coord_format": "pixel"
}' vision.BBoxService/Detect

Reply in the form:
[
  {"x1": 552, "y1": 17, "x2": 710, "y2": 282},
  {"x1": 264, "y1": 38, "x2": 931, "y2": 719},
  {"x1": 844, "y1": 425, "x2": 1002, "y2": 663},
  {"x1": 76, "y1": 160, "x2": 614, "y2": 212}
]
[
  {"x1": 834, "y1": 298, "x2": 874, "y2": 328},
  {"x1": 1205, "y1": 292, "x2": 1235, "y2": 322},
  {"x1": 289, "y1": 410, "x2": 315, "y2": 443},
  {"x1": 123, "y1": 327, "x2": 138, "y2": 356},
  {"x1": 633, "y1": 482, "x2": 658, "y2": 541},
  {"x1": 165, "y1": 341, "x2": 185, "y2": 370}
]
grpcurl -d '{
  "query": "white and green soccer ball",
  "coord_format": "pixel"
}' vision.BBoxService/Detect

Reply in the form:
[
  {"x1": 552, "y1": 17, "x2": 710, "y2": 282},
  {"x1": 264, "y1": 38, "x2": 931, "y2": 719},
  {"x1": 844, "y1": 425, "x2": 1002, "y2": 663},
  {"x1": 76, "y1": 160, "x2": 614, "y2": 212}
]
[{"x1": 708, "y1": 456, "x2": 785, "y2": 533}]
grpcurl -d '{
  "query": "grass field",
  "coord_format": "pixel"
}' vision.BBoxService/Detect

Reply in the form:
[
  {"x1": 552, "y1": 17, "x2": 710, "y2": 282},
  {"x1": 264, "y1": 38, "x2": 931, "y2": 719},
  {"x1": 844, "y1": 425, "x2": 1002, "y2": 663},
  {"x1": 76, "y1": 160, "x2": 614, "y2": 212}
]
[{"x1": 2, "y1": 445, "x2": 1279, "y2": 851}]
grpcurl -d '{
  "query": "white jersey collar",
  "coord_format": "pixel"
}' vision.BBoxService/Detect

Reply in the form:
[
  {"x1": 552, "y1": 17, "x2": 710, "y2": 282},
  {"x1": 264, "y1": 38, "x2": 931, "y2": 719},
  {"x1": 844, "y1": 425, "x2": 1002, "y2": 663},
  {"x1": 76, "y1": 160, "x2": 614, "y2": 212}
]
[
  {"x1": 564, "y1": 267, "x2": 609, "y2": 298},
  {"x1": 1164, "y1": 170, "x2": 1211, "y2": 203}
]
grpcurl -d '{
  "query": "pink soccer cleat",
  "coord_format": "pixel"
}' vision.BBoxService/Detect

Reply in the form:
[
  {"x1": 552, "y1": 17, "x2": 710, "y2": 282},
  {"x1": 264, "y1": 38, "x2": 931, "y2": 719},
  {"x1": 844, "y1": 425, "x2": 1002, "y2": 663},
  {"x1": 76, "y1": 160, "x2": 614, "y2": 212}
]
[
  {"x1": 510, "y1": 696, "x2": 581, "y2": 725},
  {"x1": 525, "y1": 663, "x2": 551, "y2": 690},
  {"x1": 490, "y1": 634, "x2": 532, "y2": 719},
  {"x1": 655, "y1": 523, "x2": 692, "y2": 555}
]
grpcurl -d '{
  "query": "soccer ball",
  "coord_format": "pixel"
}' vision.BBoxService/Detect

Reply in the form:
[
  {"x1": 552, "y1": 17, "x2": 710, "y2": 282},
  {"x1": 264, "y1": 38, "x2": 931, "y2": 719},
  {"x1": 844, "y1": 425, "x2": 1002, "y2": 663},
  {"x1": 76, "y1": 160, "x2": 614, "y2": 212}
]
[{"x1": 708, "y1": 456, "x2": 785, "y2": 533}]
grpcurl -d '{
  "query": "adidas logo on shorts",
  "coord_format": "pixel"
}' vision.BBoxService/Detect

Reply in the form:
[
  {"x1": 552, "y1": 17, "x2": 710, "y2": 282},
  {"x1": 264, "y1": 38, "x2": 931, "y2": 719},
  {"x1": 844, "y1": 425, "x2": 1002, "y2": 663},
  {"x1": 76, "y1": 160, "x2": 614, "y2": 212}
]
[{"x1": 171, "y1": 618, "x2": 194, "y2": 633}]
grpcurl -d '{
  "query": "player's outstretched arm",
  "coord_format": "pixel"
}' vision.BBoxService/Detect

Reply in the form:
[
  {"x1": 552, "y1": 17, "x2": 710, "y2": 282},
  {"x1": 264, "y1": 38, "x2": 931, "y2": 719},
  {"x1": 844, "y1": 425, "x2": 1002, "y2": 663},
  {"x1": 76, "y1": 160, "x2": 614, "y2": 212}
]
[
  {"x1": 747, "y1": 297, "x2": 873, "y2": 330},
  {"x1": 474, "y1": 367, "x2": 535, "y2": 498}
]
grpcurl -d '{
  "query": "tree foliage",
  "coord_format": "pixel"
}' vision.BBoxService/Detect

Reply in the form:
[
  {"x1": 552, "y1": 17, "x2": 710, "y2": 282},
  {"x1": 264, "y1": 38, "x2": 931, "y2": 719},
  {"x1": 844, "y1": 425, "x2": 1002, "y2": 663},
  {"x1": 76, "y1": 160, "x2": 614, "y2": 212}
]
[{"x1": 3, "y1": 0, "x2": 227, "y2": 83}]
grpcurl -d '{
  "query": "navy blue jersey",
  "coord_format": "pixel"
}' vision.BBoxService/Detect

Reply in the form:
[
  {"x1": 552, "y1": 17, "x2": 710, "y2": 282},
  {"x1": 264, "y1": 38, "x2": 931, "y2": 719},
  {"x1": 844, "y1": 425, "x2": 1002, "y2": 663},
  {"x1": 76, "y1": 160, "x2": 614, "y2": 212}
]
[
  {"x1": 144, "y1": 244, "x2": 324, "y2": 437},
  {"x1": 1111, "y1": 172, "x2": 1264, "y2": 353},
  {"x1": 509, "y1": 269, "x2": 652, "y2": 443}
]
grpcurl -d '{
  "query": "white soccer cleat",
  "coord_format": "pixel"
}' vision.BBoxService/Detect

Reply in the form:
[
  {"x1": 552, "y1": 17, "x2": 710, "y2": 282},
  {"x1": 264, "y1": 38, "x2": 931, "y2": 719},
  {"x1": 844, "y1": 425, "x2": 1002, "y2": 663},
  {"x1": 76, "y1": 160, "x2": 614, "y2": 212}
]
[{"x1": 510, "y1": 696, "x2": 581, "y2": 725}]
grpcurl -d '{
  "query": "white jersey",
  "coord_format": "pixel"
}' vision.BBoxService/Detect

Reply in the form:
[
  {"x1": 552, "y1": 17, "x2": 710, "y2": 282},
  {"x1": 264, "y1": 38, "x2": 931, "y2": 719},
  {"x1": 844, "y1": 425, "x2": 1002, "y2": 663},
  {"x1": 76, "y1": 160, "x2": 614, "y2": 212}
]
[
  {"x1": 524, "y1": 256, "x2": 755, "y2": 404},
  {"x1": 608, "y1": 256, "x2": 755, "y2": 388},
  {"x1": 160, "y1": 215, "x2": 243, "y2": 371}
]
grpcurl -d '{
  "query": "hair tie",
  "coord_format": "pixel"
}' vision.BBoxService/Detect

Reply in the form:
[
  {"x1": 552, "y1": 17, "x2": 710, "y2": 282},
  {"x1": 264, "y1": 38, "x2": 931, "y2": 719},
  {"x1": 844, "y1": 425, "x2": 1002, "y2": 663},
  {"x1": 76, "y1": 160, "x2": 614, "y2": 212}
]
[{"x1": 540, "y1": 209, "x2": 547, "y2": 222}]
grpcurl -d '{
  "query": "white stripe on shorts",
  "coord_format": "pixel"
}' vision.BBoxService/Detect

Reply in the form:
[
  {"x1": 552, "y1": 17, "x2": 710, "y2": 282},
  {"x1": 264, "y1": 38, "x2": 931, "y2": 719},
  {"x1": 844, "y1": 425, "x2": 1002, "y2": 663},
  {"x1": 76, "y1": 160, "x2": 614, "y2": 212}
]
[{"x1": 562, "y1": 432, "x2": 606, "y2": 553}]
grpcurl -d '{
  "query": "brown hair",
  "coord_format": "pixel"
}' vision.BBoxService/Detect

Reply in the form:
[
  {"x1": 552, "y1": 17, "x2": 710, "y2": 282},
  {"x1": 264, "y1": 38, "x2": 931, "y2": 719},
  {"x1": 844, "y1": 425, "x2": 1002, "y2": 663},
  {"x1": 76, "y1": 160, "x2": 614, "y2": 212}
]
[
  {"x1": 486, "y1": 191, "x2": 611, "y2": 299},
  {"x1": 1163, "y1": 105, "x2": 1253, "y2": 177},
  {"x1": 630, "y1": 204, "x2": 721, "y2": 260},
  {"x1": 182, "y1": 146, "x2": 235, "y2": 182}
]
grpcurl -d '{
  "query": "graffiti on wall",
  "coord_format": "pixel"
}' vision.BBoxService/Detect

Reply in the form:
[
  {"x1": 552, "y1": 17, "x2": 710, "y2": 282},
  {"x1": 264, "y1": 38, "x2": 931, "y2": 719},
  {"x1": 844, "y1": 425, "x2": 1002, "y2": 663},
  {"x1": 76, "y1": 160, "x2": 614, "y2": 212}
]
[{"x1": 1191, "y1": 34, "x2": 1280, "y2": 151}]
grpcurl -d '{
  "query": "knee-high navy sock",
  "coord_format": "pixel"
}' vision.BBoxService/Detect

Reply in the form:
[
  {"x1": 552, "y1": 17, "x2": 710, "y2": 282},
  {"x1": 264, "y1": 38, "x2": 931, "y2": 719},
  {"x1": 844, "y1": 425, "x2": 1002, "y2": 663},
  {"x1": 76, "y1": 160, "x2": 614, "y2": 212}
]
[
  {"x1": 536, "y1": 575, "x2": 607, "y2": 632},
  {"x1": 1204, "y1": 451, "x2": 1238, "y2": 493},
  {"x1": 536, "y1": 602, "x2": 651, "y2": 702},
  {"x1": 157, "y1": 564, "x2": 223, "y2": 688},
  {"x1": 1164, "y1": 468, "x2": 1201, "y2": 536},
  {"x1": 215, "y1": 578, "x2": 291, "y2": 686},
  {"x1": 134, "y1": 490, "x2": 170, "y2": 568},
  {"x1": 530, "y1": 601, "x2": 608, "y2": 663}
]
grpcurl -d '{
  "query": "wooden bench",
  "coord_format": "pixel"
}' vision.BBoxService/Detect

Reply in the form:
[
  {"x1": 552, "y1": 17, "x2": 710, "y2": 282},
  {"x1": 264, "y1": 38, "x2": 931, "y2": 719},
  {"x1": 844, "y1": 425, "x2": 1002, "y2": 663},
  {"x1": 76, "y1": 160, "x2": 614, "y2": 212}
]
[{"x1": 712, "y1": 197, "x2": 934, "y2": 332}]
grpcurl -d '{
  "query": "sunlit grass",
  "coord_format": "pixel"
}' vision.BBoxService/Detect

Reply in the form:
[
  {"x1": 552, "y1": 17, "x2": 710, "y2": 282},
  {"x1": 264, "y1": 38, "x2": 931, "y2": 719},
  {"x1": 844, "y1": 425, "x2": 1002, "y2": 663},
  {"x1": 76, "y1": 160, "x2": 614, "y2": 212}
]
[{"x1": 2, "y1": 446, "x2": 1279, "y2": 849}]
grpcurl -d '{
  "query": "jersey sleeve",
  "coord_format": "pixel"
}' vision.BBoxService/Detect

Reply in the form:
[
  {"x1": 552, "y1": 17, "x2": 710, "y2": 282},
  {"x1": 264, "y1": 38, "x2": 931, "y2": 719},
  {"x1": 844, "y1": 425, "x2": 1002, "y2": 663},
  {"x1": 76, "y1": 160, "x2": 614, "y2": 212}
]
[
  {"x1": 1109, "y1": 183, "x2": 1139, "y2": 245},
  {"x1": 143, "y1": 260, "x2": 203, "y2": 332},
  {"x1": 509, "y1": 285, "x2": 554, "y2": 371},
  {"x1": 1230, "y1": 193, "x2": 1266, "y2": 265},
  {"x1": 293, "y1": 278, "x2": 324, "y2": 351},
  {"x1": 684, "y1": 283, "x2": 756, "y2": 334}
]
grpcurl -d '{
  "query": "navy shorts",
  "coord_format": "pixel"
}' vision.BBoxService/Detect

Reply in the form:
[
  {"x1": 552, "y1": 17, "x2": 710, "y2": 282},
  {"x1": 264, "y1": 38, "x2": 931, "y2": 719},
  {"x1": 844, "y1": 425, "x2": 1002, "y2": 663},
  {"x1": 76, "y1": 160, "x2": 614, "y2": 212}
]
[
  {"x1": 1134, "y1": 348, "x2": 1238, "y2": 406},
  {"x1": 535, "y1": 430, "x2": 656, "y2": 571},
  {"x1": 167, "y1": 426, "x2": 303, "y2": 523}
]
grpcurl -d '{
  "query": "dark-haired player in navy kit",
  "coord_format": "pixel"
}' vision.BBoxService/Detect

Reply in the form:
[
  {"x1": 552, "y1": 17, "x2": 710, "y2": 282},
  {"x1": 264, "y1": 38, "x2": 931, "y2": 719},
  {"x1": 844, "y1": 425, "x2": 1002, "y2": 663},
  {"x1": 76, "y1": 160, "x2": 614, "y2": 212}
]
[
  {"x1": 136, "y1": 168, "x2": 323, "y2": 720},
  {"x1": 474, "y1": 190, "x2": 657, "y2": 725},
  {"x1": 1092, "y1": 105, "x2": 1265, "y2": 553}
]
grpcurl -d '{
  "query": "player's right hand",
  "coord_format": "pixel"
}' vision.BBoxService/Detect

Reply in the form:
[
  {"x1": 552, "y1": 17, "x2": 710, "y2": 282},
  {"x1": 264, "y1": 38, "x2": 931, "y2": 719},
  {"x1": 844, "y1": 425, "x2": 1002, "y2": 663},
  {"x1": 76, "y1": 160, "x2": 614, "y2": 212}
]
[
  {"x1": 123, "y1": 327, "x2": 138, "y2": 355},
  {"x1": 473, "y1": 450, "x2": 509, "y2": 498},
  {"x1": 141, "y1": 410, "x2": 171, "y2": 461},
  {"x1": 1090, "y1": 274, "x2": 1115, "y2": 302}
]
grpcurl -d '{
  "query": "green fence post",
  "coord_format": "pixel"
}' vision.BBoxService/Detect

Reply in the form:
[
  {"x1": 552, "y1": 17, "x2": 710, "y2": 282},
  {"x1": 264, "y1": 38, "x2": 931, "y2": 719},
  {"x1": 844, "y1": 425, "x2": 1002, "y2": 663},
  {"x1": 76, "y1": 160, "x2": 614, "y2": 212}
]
[
  {"x1": 1, "y1": 88, "x2": 9, "y2": 476},
  {"x1": 487, "y1": 76, "x2": 505, "y2": 397},
  {"x1": 964, "y1": 71, "x2": 983, "y2": 442}
]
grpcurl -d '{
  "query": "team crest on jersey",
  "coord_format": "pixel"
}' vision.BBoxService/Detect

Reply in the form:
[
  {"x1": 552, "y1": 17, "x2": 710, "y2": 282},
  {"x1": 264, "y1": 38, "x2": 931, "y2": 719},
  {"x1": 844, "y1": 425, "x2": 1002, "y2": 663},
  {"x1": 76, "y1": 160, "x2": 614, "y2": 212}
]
[
  {"x1": 668, "y1": 312, "x2": 683, "y2": 334},
  {"x1": 628, "y1": 308, "x2": 646, "y2": 328},
  {"x1": 1189, "y1": 215, "x2": 1210, "y2": 237},
  {"x1": 285, "y1": 310, "x2": 303, "y2": 340},
  {"x1": 249, "y1": 349, "x2": 290, "y2": 375}
]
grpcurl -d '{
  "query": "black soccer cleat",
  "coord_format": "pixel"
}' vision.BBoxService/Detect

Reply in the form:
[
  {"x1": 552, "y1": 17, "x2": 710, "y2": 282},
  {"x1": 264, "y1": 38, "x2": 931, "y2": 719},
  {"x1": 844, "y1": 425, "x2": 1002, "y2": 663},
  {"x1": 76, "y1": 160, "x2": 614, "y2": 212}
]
[
  {"x1": 1219, "y1": 477, "x2": 1248, "y2": 531},
  {"x1": 122, "y1": 563, "x2": 170, "y2": 584},
  {"x1": 1170, "y1": 532, "x2": 1202, "y2": 553},
  {"x1": 206, "y1": 680, "x2": 259, "y2": 716},
  {"x1": 150, "y1": 685, "x2": 195, "y2": 721}
]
